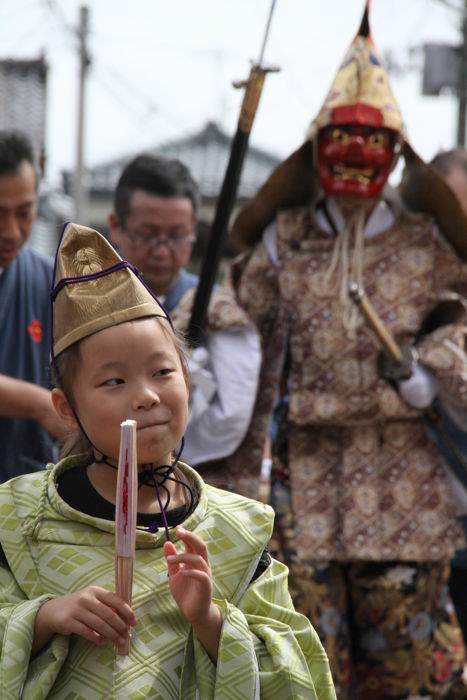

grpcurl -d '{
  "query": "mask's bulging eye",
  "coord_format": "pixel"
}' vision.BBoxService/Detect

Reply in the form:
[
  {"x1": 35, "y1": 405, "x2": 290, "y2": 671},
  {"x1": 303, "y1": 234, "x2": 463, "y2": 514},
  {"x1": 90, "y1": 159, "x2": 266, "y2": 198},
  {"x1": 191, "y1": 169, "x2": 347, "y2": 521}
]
[
  {"x1": 367, "y1": 132, "x2": 387, "y2": 149},
  {"x1": 331, "y1": 129, "x2": 349, "y2": 145}
]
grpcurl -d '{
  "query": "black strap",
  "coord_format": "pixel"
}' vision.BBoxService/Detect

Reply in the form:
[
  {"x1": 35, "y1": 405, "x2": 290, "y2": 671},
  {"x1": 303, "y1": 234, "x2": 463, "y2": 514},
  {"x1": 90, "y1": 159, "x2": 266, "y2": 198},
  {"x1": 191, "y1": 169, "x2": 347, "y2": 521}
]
[{"x1": 424, "y1": 401, "x2": 467, "y2": 491}]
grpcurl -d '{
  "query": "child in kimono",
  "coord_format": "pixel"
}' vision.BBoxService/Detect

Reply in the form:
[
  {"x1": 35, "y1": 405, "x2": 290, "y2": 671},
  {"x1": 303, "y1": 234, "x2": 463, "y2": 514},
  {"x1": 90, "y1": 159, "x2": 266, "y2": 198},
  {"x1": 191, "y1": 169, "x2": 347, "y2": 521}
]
[{"x1": 0, "y1": 223, "x2": 335, "y2": 699}]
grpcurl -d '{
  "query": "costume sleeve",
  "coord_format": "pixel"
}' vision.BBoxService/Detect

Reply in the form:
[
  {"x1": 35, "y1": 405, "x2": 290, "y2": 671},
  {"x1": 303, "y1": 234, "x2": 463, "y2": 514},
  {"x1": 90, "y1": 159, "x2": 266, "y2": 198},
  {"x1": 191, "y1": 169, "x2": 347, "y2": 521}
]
[
  {"x1": 0, "y1": 557, "x2": 69, "y2": 699},
  {"x1": 183, "y1": 327, "x2": 261, "y2": 465},
  {"x1": 417, "y1": 323, "x2": 467, "y2": 407},
  {"x1": 415, "y1": 234, "x2": 467, "y2": 408},
  {"x1": 182, "y1": 558, "x2": 336, "y2": 700}
]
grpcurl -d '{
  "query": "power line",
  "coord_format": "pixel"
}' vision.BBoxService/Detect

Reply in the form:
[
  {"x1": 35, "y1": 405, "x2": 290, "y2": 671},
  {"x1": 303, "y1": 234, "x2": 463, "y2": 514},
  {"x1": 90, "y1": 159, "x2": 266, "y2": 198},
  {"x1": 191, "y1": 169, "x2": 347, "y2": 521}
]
[
  {"x1": 102, "y1": 64, "x2": 160, "y2": 118},
  {"x1": 0, "y1": 0, "x2": 41, "y2": 26},
  {"x1": 91, "y1": 33, "x2": 244, "y2": 61},
  {"x1": 42, "y1": 0, "x2": 76, "y2": 39},
  {"x1": 92, "y1": 67, "x2": 156, "y2": 124},
  {"x1": 42, "y1": 0, "x2": 189, "y2": 134},
  {"x1": 93, "y1": 63, "x2": 188, "y2": 135},
  {"x1": 0, "y1": 2, "x2": 48, "y2": 54},
  {"x1": 430, "y1": 0, "x2": 463, "y2": 12}
]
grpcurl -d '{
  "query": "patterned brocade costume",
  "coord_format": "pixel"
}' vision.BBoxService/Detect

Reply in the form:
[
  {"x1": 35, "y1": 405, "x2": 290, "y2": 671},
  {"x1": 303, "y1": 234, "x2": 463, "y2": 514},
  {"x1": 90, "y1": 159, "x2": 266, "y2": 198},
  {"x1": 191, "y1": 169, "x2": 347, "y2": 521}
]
[
  {"x1": 235, "y1": 205, "x2": 466, "y2": 563},
  {"x1": 0, "y1": 457, "x2": 335, "y2": 699},
  {"x1": 227, "y1": 202, "x2": 467, "y2": 697},
  {"x1": 225, "y1": 0, "x2": 467, "y2": 693},
  {"x1": 170, "y1": 284, "x2": 252, "y2": 336}
]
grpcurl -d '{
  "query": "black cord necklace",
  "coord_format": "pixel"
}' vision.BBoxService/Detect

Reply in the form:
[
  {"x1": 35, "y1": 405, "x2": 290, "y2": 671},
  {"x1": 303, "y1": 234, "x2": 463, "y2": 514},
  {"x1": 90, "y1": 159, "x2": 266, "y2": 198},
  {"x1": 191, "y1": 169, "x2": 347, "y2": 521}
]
[{"x1": 94, "y1": 438, "x2": 195, "y2": 538}]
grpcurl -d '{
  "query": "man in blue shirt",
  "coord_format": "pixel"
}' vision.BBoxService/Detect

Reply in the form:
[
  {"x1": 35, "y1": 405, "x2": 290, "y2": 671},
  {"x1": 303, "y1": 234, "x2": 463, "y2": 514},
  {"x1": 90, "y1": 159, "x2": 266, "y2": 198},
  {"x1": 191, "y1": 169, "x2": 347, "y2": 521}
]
[
  {"x1": 108, "y1": 155, "x2": 261, "y2": 478},
  {"x1": 0, "y1": 131, "x2": 65, "y2": 480}
]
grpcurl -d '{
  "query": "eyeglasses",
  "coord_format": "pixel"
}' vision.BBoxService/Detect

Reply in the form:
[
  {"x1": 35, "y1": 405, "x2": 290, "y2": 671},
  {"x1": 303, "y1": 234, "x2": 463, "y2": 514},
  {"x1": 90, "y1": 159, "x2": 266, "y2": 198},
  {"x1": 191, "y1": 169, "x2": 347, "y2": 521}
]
[{"x1": 122, "y1": 230, "x2": 195, "y2": 252}]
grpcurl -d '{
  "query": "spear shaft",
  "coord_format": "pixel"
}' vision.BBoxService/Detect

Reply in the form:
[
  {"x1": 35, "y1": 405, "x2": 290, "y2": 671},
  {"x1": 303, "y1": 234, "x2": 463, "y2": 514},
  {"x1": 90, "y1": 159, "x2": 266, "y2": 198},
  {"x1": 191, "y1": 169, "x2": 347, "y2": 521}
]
[{"x1": 186, "y1": 1, "x2": 279, "y2": 347}]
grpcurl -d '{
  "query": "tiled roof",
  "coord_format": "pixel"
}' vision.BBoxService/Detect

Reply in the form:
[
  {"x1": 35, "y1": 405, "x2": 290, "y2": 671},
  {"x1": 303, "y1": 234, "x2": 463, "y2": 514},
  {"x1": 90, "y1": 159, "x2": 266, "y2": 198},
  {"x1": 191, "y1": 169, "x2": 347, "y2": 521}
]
[{"x1": 85, "y1": 121, "x2": 280, "y2": 199}]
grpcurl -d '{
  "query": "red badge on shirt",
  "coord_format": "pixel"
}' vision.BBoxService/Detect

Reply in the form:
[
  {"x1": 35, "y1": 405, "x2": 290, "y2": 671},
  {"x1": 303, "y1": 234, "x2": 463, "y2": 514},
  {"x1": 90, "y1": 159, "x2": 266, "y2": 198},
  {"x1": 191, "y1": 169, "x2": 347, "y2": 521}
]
[{"x1": 27, "y1": 319, "x2": 43, "y2": 343}]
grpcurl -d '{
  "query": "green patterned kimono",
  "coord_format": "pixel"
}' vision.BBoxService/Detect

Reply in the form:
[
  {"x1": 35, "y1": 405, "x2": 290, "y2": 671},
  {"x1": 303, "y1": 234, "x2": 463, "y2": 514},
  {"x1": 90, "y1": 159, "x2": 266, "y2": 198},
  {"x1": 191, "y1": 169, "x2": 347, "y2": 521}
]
[{"x1": 0, "y1": 457, "x2": 335, "y2": 699}]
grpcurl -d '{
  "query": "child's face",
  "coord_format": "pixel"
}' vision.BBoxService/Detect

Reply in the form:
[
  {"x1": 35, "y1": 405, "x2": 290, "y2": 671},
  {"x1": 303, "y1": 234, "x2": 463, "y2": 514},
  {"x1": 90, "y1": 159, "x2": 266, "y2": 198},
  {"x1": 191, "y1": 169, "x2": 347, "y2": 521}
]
[{"x1": 63, "y1": 317, "x2": 188, "y2": 465}]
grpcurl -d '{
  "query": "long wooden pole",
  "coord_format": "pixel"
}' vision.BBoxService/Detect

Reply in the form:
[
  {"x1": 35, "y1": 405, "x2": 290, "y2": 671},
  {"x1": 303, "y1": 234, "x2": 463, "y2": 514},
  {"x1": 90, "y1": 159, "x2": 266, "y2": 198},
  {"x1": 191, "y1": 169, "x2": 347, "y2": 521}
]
[
  {"x1": 349, "y1": 283, "x2": 403, "y2": 362},
  {"x1": 349, "y1": 282, "x2": 467, "y2": 482}
]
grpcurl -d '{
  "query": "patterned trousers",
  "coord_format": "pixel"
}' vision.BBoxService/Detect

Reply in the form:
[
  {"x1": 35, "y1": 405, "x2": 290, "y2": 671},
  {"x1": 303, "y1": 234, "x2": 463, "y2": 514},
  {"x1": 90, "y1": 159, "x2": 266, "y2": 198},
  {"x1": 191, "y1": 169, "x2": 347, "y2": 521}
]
[{"x1": 270, "y1": 476, "x2": 467, "y2": 699}]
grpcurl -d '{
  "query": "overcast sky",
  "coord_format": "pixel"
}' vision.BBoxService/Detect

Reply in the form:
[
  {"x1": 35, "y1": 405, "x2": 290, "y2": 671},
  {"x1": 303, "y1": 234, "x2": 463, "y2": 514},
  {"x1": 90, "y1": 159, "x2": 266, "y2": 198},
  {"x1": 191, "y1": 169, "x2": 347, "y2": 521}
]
[{"x1": 0, "y1": 0, "x2": 463, "y2": 181}]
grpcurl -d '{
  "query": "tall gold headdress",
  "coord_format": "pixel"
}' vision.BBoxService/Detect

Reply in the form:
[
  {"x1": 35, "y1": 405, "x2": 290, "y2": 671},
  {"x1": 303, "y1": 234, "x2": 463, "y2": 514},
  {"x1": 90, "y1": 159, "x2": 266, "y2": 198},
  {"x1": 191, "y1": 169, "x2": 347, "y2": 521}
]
[
  {"x1": 309, "y1": 0, "x2": 403, "y2": 137},
  {"x1": 230, "y1": 1, "x2": 467, "y2": 259}
]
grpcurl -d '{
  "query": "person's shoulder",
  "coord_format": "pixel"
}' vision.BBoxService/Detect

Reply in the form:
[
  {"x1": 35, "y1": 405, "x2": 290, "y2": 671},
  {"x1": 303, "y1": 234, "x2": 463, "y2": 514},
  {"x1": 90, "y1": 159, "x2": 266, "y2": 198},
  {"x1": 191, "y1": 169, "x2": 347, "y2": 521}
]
[
  {"x1": 20, "y1": 246, "x2": 54, "y2": 268},
  {"x1": 204, "y1": 483, "x2": 274, "y2": 529},
  {"x1": 0, "y1": 467, "x2": 49, "y2": 495},
  {"x1": 172, "y1": 283, "x2": 252, "y2": 334},
  {"x1": 0, "y1": 468, "x2": 49, "y2": 524},
  {"x1": 206, "y1": 285, "x2": 252, "y2": 331},
  {"x1": 179, "y1": 268, "x2": 199, "y2": 288},
  {"x1": 385, "y1": 188, "x2": 436, "y2": 233},
  {"x1": 205, "y1": 482, "x2": 272, "y2": 506},
  {"x1": 18, "y1": 247, "x2": 54, "y2": 281}
]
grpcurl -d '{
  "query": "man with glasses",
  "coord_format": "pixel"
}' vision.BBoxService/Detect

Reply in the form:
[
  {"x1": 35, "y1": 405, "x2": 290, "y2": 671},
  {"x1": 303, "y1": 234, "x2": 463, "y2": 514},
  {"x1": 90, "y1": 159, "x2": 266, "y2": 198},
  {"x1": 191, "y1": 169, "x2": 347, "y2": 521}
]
[{"x1": 108, "y1": 154, "x2": 261, "y2": 475}]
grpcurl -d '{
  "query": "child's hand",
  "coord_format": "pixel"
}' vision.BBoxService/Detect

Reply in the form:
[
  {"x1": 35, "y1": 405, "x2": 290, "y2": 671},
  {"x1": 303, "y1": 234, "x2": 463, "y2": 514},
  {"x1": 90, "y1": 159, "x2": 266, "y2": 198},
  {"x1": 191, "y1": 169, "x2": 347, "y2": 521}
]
[
  {"x1": 35, "y1": 586, "x2": 137, "y2": 647},
  {"x1": 164, "y1": 526, "x2": 214, "y2": 625},
  {"x1": 164, "y1": 526, "x2": 223, "y2": 662}
]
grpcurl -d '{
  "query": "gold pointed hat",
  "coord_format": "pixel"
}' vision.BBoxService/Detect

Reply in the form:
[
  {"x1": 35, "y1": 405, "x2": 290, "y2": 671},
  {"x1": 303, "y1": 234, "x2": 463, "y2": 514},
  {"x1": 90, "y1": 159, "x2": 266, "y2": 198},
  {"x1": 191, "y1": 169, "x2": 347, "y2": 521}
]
[
  {"x1": 231, "y1": 0, "x2": 466, "y2": 257},
  {"x1": 52, "y1": 222, "x2": 167, "y2": 356},
  {"x1": 308, "y1": 0, "x2": 404, "y2": 137}
]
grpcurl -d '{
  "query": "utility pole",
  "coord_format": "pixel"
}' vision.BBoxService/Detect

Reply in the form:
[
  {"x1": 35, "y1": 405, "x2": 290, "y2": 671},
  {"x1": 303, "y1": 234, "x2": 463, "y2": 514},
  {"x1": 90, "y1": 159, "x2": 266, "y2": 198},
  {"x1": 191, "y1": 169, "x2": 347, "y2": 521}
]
[
  {"x1": 422, "y1": 0, "x2": 467, "y2": 146},
  {"x1": 74, "y1": 5, "x2": 90, "y2": 222},
  {"x1": 457, "y1": 0, "x2": 467, "y2": 146}
]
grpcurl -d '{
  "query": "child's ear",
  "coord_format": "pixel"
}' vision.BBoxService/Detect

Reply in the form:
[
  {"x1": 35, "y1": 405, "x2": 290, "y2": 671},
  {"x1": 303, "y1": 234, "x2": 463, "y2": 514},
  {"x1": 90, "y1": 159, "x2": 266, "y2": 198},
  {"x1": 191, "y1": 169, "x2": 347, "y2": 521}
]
[
  {"x1": 51, "y1": 388, "x2": 78, "y2": 430},
  {"x1": 108, "y1": 211, "x2": 122, "y2": 247}
]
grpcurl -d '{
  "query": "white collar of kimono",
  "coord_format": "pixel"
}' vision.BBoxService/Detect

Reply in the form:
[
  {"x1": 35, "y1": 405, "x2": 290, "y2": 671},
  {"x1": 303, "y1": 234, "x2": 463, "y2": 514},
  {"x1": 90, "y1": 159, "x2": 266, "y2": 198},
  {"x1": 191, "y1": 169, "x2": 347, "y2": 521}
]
[{"x1": 317, "y1": 196, "x2": 396, "y2": 238}]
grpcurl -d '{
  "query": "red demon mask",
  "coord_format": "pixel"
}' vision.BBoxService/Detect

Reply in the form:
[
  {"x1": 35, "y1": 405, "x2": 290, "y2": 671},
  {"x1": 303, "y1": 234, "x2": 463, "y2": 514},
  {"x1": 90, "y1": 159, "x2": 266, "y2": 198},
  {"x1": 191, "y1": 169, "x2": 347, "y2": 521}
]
[{"x1": 317, "y1": 124, "x2": 396, "y2": 199}]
